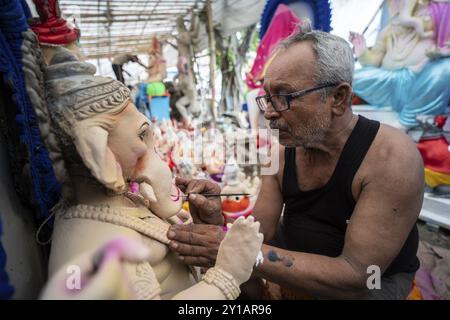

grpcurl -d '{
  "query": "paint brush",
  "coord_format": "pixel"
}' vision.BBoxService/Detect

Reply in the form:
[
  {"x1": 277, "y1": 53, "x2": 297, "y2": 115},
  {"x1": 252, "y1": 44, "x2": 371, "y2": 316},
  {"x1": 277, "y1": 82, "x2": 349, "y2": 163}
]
[{"x1": 181, "y1": 193, "x2": 250, "y2": 199}]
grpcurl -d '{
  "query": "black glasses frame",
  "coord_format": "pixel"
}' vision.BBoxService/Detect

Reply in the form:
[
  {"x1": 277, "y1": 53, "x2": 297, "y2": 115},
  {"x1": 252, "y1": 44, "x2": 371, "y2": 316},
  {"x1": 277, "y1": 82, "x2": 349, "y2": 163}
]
[{"x1": 256, "y1": 83, "x2": 339, "y2": 112}]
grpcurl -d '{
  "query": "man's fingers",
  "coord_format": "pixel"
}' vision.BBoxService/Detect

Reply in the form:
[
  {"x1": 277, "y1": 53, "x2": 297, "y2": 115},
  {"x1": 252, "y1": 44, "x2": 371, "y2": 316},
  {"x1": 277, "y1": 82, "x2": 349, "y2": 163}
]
[
  {"x1": 169, "y1": 241, "x2": 209, "y2": 257},
  {"x1": 167, "y1": 225, "x2": 212, "y2": 246},
  {"x1": 175, "y1": 177, "x2": 189, "y2": 192},
  {"x1": 169, "y1": 223, "x2": 224, "y2": 236},
  {"x1": 185, "y1": 179, "x2": 221, "y2": 195},
  {"x1": 184, "y1": 180, "x2": 208, "y2": 194},
  {"x1": 188, "y1": 193, "x2": 208, "y2": 209},
  {"x1": 189, "y1": 192, "x2": 219, "y2": 210},
  {"x1": 178, "y1": 256, "x2": 214, "y2": 268}
]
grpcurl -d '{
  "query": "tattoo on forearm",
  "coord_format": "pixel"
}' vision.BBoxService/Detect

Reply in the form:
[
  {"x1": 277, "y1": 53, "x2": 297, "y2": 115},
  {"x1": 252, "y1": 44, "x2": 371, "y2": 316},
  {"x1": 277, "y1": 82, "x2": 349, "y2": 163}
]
[{"x1": 267, "y1": 250, "x2": 294, "y2": 268}]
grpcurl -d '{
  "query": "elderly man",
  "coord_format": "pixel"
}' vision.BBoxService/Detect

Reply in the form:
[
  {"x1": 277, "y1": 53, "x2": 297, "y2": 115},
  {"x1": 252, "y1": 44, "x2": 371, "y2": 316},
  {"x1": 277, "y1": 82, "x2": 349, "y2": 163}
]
[{"x1": 168, "y1": 27, "x2": 424, "y2": 299}]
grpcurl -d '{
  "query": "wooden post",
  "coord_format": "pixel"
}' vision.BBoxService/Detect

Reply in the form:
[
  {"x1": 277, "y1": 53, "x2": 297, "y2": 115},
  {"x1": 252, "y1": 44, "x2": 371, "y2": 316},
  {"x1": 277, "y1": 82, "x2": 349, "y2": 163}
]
[{"x1": 206, "y1": 0, "x2": 217, "y2": 124}]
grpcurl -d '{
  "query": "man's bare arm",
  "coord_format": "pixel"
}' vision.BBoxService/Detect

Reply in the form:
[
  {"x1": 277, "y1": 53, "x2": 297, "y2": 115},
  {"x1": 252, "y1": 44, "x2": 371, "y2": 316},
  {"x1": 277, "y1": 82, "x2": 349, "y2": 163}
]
[
  {"x1": 254, "y1": 134, "x2": 424, "y2": 299},
  {"x1": 252, "y1": 174, "x2": 284, "y2": 241}
]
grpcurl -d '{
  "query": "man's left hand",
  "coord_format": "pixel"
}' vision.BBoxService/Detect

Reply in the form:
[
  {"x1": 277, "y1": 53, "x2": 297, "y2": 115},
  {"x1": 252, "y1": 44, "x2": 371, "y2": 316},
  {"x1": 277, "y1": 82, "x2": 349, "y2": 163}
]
[{"x1": 167, "y1": 223, "x2": 225, "y2": 268}]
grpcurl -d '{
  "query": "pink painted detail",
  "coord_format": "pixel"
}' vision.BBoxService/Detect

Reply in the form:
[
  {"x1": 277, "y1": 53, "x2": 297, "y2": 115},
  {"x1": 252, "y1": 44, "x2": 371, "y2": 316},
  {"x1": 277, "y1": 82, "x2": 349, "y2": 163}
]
[
  {"x1": 130, "y1": 181, "x2": 139, "y2": 194},
  {"x1": 429, "y1": 1, "x2": 450, "y2": 48},
  {"x1": 246, "y1": 4, "x2": 301, "y2": 89},
  {"x1": 170, "y1": 185, "x2": 181, "y2": 202}
]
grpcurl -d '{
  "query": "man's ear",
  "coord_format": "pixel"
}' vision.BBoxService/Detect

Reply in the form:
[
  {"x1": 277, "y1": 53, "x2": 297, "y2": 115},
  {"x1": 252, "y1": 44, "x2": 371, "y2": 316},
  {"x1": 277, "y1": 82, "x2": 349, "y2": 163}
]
[
  {"x1": 72, "y1": 122, "x2": 125, "y2": 192},
  {"x1": 331, "y1": 83, "x2": 352, "y2": 116}
]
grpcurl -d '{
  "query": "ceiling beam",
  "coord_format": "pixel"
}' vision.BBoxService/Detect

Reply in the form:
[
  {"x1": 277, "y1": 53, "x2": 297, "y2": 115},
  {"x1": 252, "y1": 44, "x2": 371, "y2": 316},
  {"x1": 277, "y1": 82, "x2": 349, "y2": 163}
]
[
  {"x1": 82, "y1": 47, "x2": 150, "y2": 59},
  {"x1": 74, "y1": 11, "x2": 188, "y2": 18},
  {"x1": 77, "y1": 16, "x2": 179, "y2": 23},
  {"x1": 60, "y1": 1, "x2": 203, "y2": 9},
  {"x1": 61, "y1": 0, "x2": 202, "y2": 4},
  {"x1": 82, "y1": 33, "x2": 170, "y2": 42}
]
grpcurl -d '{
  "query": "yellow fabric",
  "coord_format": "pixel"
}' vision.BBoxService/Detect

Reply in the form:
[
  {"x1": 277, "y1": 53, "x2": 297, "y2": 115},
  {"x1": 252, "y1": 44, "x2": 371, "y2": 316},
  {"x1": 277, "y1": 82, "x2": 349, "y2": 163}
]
[
  {"x1": 256, "y1": 49, "x2": 281, "y2": 83},
  {"x1": 407, "y1": 280, "x2": 423, "y2": 300},
  {"x1": 424, "y1": 168, "x2": 450, "y2": 188}
]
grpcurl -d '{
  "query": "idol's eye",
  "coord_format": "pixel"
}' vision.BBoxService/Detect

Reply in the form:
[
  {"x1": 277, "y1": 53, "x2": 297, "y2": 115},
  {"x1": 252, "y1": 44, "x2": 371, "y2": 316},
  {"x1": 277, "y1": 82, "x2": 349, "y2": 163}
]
[{"x1": 138, "y1": 129, "x2": 149, "y2": 141}]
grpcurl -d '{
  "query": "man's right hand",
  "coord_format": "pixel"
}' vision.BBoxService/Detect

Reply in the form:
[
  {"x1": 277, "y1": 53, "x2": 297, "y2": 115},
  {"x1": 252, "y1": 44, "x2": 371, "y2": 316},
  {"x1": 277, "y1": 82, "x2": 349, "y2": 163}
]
[{"x1": 175, "y1": 177, "x2": 223, "y2": 225}]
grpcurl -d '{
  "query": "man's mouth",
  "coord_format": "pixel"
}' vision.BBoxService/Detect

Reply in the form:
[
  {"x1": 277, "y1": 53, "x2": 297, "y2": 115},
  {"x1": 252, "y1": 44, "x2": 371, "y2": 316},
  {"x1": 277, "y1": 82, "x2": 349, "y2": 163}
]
[
  {"x1": 271, "y1": 126, "x2": 289, "y2": 135},
  {"x1": 270, "y1": 121, "x2": 288, "y2": 132}
]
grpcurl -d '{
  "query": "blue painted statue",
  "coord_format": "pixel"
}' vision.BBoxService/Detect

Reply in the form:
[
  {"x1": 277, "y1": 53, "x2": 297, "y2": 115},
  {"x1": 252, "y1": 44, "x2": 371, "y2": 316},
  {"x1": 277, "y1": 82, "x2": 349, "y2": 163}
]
[{"x1": 350, "y1": 0, "x2": 450, "y2": 127}]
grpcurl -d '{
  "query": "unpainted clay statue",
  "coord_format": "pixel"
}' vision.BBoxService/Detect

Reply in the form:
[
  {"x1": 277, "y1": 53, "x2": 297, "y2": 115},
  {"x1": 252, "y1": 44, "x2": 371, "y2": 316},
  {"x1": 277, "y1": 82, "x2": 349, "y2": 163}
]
[
  {"x1": 36, "y1": 48, "x2": 263, "y2": 299},
  {"x1": 174, "y1": 13, "x2": 201, "y2": 124},
  {"x1": 147, "y1": 36, "x2": 167, "y2": 83}
]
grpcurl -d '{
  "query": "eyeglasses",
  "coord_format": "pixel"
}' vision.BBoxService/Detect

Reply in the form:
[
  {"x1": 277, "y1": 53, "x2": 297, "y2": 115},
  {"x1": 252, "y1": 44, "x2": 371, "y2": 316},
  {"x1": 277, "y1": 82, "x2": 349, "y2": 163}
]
[{"x1": 255, "y1": 83, "x2": 339, "y2": 112}]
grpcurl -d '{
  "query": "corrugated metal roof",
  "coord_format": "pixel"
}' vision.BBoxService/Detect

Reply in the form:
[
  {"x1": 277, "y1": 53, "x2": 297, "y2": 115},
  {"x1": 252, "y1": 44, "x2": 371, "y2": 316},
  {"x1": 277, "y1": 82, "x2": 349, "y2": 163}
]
[{"x1": 59, "y1": 0, "x2": 206, "y2": 59}]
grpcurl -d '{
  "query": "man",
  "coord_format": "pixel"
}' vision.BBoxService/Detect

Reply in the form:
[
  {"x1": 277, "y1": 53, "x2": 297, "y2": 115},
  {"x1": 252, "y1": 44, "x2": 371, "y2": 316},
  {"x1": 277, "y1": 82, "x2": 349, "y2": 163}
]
[
  {"x1": 111, "y1": 53, "x2": 147, "y2": 84},
  {"x1": 167, "y1": 26, "x2": 424, "y2": 299}
]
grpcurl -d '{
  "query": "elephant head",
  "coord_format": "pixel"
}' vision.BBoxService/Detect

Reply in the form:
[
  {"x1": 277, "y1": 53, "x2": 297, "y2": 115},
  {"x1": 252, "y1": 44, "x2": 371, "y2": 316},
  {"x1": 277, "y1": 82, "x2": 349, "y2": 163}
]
[{"x1": 44, "y1": 47, "x2": 182, "y2": 219}]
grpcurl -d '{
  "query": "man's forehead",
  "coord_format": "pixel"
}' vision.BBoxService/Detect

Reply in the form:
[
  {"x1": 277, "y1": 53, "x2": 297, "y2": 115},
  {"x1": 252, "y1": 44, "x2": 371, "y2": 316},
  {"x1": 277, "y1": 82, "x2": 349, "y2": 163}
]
[{"x1": 265, "y1": 41, "x2": 316, "y2": 87}]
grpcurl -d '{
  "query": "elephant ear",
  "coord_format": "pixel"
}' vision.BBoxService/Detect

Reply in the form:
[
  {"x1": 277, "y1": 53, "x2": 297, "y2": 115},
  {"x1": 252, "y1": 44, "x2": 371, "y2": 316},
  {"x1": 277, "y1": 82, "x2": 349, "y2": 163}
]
[{"x1": 72, "y1": 122, "x2": 125, "y2": 192}]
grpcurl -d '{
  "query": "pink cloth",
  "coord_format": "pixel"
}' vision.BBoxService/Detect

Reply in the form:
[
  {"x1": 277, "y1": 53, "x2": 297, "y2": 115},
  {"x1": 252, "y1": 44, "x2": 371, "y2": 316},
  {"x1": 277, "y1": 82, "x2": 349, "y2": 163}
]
[
  {"x1": 416, "y1": 241, "x2": 450, "y2": 300},
  {"x1": 429, "y1": 2, "x2": 450, "y2": 48},
  {"x1": 246, "y1": 4, "x2": 301, "y2": 89}
]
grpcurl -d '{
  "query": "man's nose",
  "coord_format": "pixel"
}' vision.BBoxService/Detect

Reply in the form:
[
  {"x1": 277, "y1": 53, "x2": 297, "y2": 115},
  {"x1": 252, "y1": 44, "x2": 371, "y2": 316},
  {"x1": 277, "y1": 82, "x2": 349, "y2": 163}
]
[{"x1": 263, "y1": 102, "x2": 281, "y2": 120}]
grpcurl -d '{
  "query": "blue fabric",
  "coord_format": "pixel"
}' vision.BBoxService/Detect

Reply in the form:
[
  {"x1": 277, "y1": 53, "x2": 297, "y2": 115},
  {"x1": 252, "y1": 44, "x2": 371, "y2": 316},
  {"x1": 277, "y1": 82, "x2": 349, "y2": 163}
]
[
  {"x1": 135, "y1": 82, "x2": 150, "y2": 115},
  {"x1": 353, "y1": 58, "x2": 450, "y2": 127},
  {"x1": 19, "y1": 0, "x2": 30, "y2": 18},
  {"x1": 150, "y1": 96, "x2": 170, "y2": 122},
  {"x1": 259, "y1": 0, "x2": 332, "y2": 39},
  {"x1": 379, "y1": 1, "x2": 390, "y2": 31},
  {"x1": 0, "y1": 218, "x2": 13, "y2": 300},
  {"x1": 0, "y1": 0, "x2": 61, "y2": 224}
]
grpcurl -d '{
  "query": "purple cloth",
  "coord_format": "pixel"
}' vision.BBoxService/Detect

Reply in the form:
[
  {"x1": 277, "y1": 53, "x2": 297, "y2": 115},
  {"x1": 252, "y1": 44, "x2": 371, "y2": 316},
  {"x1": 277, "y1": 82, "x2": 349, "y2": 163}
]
[
  {"x1": 416, "y1": 241, "x2": 450, "y2": 300},
  {"x1": 429, "y1": 2, "x2": 450, "y2": 48},
  {"x1": 210, "y1": 173, "x2": 223, "y2": 183}
]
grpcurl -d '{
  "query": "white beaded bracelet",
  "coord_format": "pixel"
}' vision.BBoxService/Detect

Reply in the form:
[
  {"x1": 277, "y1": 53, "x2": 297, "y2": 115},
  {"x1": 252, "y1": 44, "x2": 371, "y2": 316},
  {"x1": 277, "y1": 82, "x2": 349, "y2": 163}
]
[
  {"x1": 255, "y1": 250, "x2": 264, "y2": 267},
  {"x1": 202, "y1": 267, "x2": 241, "y2": 300}
]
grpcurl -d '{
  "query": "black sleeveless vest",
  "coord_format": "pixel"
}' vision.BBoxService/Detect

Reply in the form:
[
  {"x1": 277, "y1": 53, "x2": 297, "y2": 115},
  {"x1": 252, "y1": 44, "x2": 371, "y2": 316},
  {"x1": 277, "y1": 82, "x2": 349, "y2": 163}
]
[{"x1": 281, "y1": 115, "x2": 419, "y2": 276}]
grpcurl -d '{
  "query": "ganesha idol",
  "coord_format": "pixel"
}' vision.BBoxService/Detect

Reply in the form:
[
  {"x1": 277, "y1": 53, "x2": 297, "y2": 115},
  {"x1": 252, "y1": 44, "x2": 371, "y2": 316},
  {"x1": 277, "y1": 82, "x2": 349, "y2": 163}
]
[
  {"x1": 39, "y1": 48, "x2": 263, "y2": 300},
  {"x1": 350, "y1": 0, "x2": 450, "y2": 127}
]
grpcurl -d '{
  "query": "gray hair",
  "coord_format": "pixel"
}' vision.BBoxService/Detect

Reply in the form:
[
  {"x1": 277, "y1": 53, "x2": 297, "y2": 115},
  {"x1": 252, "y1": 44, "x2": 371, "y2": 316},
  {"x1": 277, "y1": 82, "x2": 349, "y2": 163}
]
[{"x1": 279, "y1": 21, "x2": 354, "y2": 101}]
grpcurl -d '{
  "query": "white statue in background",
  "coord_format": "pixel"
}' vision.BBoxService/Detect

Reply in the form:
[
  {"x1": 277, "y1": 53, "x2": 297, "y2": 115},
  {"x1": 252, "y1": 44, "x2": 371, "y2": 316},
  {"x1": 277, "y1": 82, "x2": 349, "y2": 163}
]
[{"x1": 174, "y1": 13, "x2": 202, "y2": 126}]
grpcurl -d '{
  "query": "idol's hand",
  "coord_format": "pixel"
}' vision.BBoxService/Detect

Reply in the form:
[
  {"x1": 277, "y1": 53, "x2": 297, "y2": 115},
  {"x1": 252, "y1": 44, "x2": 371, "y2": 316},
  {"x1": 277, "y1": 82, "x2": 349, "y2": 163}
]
[
  {"x1": 349, "y1": 32, "x2": 367, "y2": 58},
  {"x1": 215, "y1": 216, "x2": 264, "y2": 285}
]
